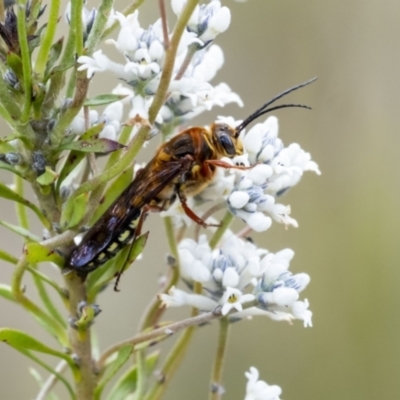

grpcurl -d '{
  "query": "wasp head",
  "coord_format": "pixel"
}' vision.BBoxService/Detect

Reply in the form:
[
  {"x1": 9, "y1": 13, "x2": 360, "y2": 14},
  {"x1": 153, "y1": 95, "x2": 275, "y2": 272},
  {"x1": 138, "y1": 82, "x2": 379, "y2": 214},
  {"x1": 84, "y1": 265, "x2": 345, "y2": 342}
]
[{"x1": 210, "y1": 122, "x2": 243, "y2": 158}]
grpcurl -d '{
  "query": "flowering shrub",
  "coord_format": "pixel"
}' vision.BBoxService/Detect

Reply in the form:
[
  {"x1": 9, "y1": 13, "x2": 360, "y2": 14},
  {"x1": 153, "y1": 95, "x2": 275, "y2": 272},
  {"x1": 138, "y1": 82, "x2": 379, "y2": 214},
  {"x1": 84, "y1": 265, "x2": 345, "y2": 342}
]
[{"x1": 0, "y1": 0, "x2": 319, "y2": 399}]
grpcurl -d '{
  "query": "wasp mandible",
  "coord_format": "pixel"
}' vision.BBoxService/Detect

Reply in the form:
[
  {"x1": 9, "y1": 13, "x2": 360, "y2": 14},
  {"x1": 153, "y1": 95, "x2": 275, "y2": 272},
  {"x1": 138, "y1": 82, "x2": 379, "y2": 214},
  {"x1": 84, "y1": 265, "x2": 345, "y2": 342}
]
[{"x1": 66, "y1": 78, "x2": 316, "y2": 279}]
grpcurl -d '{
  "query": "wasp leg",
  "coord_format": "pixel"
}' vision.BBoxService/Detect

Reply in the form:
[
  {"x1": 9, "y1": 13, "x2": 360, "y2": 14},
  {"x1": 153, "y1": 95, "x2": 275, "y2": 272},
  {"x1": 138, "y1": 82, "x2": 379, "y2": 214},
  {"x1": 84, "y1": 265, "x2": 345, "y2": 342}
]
[
  {"x1": 205, "y1": 160, "x2": 254, "y2": 170},
  {"x1": 177, "y1": 188, "x2": 221, "y2": 228}
]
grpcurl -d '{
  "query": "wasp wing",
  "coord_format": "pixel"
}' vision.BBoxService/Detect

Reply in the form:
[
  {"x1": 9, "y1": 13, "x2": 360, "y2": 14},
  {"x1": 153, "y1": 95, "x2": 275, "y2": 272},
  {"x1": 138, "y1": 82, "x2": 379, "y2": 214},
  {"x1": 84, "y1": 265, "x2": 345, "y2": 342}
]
[{"x1": 67, "y1": 157, "x2": 192, "y2": 271}]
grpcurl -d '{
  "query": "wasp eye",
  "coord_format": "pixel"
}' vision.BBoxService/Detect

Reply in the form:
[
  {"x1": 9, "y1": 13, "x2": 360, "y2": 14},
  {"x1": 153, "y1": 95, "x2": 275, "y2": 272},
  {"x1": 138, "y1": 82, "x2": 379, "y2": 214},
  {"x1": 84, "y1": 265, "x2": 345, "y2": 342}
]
[{"x1": 219, "y1": 134, "x2": 235, "y2": 156}]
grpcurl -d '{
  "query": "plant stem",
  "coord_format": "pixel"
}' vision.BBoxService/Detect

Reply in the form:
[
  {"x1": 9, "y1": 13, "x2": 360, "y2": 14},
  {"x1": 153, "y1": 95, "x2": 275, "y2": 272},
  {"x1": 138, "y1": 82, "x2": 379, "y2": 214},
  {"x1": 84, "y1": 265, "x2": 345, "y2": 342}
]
[
  {"x1": 35, "y1": 360, "x2": 68, "y2": 400},
  {"x1": 63, "y1": 272, "x2": 96, "y2": 400},
  {"x1": 209, "y1": 317, "x2": 230, "y2": 400},
  {"x1": 138, "y1": 217, "x2": 180, "y2": 331},
  {"x1": 148, "y1": 0, "x2": 200, "y2": 123},
  {"x1": 85, "y1": 0, "x2": 115, "y2": 54},
  {"x1": 158, "y1": 0, "x2": 169, "y2": 48},
  {"x1": 144, "y1": 282, "x2": 202, "y2": 400},
  {"x1": 15, "y1": 175, "x2": 65, "y2": 326},
  {"x1": 209, "y1": 211, "x2": 234, "y2": 249},
  {"x1": 174, "y1": 43, "x2": 198, "y2": 80},
  {"x1": 134, "y1": 350, "x2": 146, "y2": 400},
  {"x1": 194, "y1": 201, "x2": 226, "y2": 241},
  {"x1": 72, "y1": 0, "x2": 84, "y2": 57},
  {"x1": 34, "y1": 0, "x2": 61, "y2": 77},
  {"x1": 99, "y1": 307, "x2": 223, "y2": 371},
  {"x1": 14, "y1": 174, "x2": 29, "y2": 230},
  {"x1": 16, "y1": 1, "x2": 32, "y2": 123}
]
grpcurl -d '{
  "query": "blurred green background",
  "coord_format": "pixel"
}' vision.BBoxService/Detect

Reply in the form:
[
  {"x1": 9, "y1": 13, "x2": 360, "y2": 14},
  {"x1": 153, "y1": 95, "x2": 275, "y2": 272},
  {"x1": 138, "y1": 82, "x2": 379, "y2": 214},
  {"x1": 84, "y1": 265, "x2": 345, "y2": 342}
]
[{"x1": 2, "y1": 0, "x2": 400, "y2": 399}]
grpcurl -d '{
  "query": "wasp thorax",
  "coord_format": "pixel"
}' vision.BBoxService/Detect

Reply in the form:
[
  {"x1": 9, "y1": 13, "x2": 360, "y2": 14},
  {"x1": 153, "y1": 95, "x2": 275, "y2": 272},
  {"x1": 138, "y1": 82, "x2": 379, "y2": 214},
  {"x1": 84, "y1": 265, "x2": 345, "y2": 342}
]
[{"x1": 211, "y1": 122, "x2": 243, "y2": 158}]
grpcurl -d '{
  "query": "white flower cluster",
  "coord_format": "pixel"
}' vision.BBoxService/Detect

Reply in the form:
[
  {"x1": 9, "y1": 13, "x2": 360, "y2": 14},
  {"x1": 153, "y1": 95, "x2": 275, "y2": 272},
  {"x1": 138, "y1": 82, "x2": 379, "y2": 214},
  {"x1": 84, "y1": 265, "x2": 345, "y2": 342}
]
[
  {"x1": 245, "y1": 367, "x2": 282, "y2": 400},
  {"x1": 77, "y1": 1, "x2": 241, "y2": 129},
  {"x1": 69, "y1": 85, "x2": 128, "y2": 141},
  {"x1": 226, "y1": 116, "x2": 320, "y2": 231},
  {"x1": 160, "y1": 233, "x2": 312, "y2": 327}
]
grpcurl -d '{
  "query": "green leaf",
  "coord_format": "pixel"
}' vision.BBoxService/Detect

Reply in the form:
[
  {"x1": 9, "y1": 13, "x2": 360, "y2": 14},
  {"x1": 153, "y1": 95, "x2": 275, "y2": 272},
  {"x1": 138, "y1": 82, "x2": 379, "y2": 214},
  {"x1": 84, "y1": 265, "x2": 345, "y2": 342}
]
[
  {"x1": 90, "y1": 168, "x2": 133, "y2": 225},
  {"x1": 45, "y1": 61, "x2": 75, "y2": 81},
  {"x1": 56, "y1": 122, "x2": 106, "y2": 189},
  {"x1": 0, "y1": 219, "x2": 41, "y2": 242},
  {"x1": 25, "y1": 242, "x2": 64, "y2": 267},
  {"x1": 0, "y1": 161, "x2": 26, "y2": 178},
  {"x1": 60, "y1": 192, "x2": 89, "y2": 229},
  {"x1": 36, "y1": 166, "x2": 59, "y2": 186},
  {"x1": 0, "y1": 141, "x2": 17, "y2": 153},
  {"x1": 84, "y1": 94, "x2": 128, "y2": 107},
  {"x1": 0, "y1": 284, "x2": 16, "y2": 302},
  {"x1": 0, "y1": 248, "x2": 18, "y2": 264},
  {"x1": 58, "y1": 138, "x2": 125, "y2": 154},
  {"x1": 0, "y1": 329, "x2": 75, "y2": 399},
  {"x1": 27, "y1": 266, "x2": 66, "y2": 299},
  {"x1": 0, "y1": 328, "x2": 73, "y2": 366},
  {"x1": 94, "y1": 345, "x2": 134, "y2": 400},
  {"x1": 0, "y1": 181, "x2": 50, "y2": 228},
  {"x1": 45, "y1": 37, "x2": 64, "y2": 77},
  {"x1": 0, "y1": 133, "x2": 32, "y2": 149},
  {"x1": 107, "y1": 351, "x2": 160, "y2": 400},
  {"x1": 87, "y1": 233, "x2": 148, "y2": 301},
  {"x1": 7, "y1": 52, "x2": 23, "y2": 79}
]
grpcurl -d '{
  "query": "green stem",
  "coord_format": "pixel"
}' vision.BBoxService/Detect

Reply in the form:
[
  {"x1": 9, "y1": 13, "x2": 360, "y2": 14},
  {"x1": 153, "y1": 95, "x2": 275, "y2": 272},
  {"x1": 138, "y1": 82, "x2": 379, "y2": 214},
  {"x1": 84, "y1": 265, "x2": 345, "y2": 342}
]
[
  {"x1": 144, "y1": 324, "x2": 195, "y2": 400},
  {"x1": 32, "y1": 274, "x2": 67, "y2": 328},
  {"x1": 145, "y1": 283, "x2": 202, "y2": 400},
  {"x1": 63, "y1": 272, "x2": 96, "y2": 400},
  {"x1": 209, "y1": 211, "x2": 234, "y2": 249},
  {"x1": 209, "y1": 317, "x2": 230, "y2": 400},
  {"x1": 85, "y1": 0, "x2": 115, "y2": 54},
  {"x1": 15, "y1": 174, "x2": 29, "y2": 230},
  {"x1": 138, "y1": 217, "x2": 180, "y2": 331},
  {"x1": 134, "y1": 350, "x2": 146, "y2": 400},
  {"x1": 174, "y1": 43, "x2": 198, "y2": 80},
  {"x1": 72, "y1": 0, "x2": 84, "y2": 57},
  {"x1": 42, "y1": 1, "x2": 77, "y2": 115},
  {"x1": 16, "y1": 1, "x2": 32, "y2": 123},
  {"x1": 27, "y1": 265, "x2": 67, "y2": 301},
  {"x1": 164, "y1": 216, "x2": 179, "y2": 259},
  {"x1": 148, "y1": 0, "x2": 200, "y2": 123},
  {"x1": 14, "y1": 176, "x2": 66, "y2": 328},
  {"x1": 50, "y1": 0, "x2": 87, "y2": 146},
  {"x1": 34, "y1": 0, "x2": 61, "y2": 77}
]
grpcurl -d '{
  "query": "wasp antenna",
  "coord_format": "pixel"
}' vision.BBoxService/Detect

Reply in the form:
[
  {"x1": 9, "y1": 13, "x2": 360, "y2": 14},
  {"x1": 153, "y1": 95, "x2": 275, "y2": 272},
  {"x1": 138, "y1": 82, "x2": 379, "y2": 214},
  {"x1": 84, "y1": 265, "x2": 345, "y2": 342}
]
[
  {"x1": 246, "y1": 103, "x2": 312, "y2": 122},
  {"x1": 235, "y1": 77, "x2": 317, "y2": 136}
]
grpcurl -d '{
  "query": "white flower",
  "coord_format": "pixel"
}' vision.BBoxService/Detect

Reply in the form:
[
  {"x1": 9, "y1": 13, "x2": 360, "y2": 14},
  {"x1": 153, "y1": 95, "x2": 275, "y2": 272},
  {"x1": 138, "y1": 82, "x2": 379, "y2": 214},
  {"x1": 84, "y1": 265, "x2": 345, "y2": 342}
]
[
  {"x1": 291, "y1": 298, "x2": 313, "y2": 327},
  {"x1": 172, "y1": 0, "x2": 231, "y2": 46},
  {"x1": 178, "y1": 235, "x2": 213, "y2": 283},
  {"x1": 220, "y1": 287, "x2": 255, "y2": 315},
  {"x1": 159, "y1": 286, "x2": 217, "y2": 310},
  {"x1": 77, "y1": 50, "x2": 126, "y2": 79},
  {"x1": 223, "y1": 114, "x2": 319, "y2": 231},
  {"x1": 252, "y1": 253, "x2": 311, "y2": 324},
  {"x1": 245, "y1": 367, "x2": 282, "y2": 400},
  {"x1": 69, "y1": 109, "x2": 99, "y2": 135}
]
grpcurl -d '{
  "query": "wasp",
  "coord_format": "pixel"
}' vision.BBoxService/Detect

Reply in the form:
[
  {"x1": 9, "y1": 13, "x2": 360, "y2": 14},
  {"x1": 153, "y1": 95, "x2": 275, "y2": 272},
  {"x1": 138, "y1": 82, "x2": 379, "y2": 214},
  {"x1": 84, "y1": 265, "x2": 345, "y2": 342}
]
[{"x1": 66, "y1": 78, "x2": 315, "y2": 283}]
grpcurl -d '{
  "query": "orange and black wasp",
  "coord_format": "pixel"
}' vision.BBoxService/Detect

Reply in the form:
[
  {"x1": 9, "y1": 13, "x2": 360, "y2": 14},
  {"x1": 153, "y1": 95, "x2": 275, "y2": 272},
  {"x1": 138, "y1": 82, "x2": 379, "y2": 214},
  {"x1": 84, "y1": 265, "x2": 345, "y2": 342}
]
[{"x1": 66, "y1": 78, "x2": 316, "y2": 282}]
